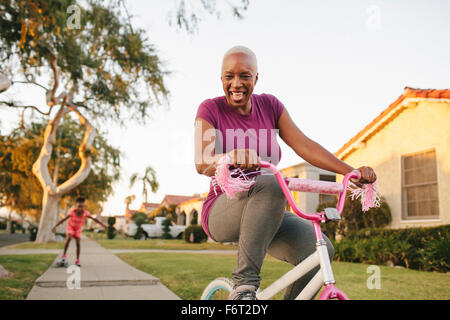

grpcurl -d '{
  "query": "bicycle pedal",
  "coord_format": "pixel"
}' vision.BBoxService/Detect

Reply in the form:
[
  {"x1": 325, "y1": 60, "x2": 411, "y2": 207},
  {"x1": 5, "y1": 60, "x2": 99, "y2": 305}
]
[{"x1": 324, "y1": 208, "x2": 341, "y2": 221}]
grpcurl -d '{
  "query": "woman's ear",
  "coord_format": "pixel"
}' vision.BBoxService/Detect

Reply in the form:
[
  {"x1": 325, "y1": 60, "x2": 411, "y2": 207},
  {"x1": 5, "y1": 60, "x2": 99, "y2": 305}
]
[{"x1": 254, "y1": 73, "x2": 259, "y2": 85}]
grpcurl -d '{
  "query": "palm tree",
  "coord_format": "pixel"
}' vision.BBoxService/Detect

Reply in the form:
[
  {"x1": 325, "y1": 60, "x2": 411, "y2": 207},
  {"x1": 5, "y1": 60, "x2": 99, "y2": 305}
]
[
  {"x1": 129, "y1": 166, "x2": 159, "y2": 204},
  {"x1": 124, "y1": 194, "x2": 136, "y2": 211},
  {"x1": 124, "y1": 194, "x2": 136, "y2": 222}
]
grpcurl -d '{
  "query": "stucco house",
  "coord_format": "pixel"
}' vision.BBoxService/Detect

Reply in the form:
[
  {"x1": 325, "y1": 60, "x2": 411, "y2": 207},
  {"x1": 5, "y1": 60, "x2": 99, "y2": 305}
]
[
  {"x1": 334, "y1": 87, "x2": 449, "y2": 228},
  {"x1": 175, "y1": 194, "x2": 205, "y2": 226}
]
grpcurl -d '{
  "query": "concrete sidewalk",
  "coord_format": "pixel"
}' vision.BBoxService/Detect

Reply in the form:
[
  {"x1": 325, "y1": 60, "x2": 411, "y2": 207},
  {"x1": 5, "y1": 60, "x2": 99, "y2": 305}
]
[{"x1": 26, "y1": 237, "x2": 180, "y2": 300}]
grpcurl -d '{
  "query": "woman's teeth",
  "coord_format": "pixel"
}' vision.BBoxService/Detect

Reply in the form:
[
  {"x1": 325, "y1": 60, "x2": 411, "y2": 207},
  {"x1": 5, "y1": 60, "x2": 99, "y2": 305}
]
[{"x1": 231, "y1": 92, "x2": 244, "y2": 100}]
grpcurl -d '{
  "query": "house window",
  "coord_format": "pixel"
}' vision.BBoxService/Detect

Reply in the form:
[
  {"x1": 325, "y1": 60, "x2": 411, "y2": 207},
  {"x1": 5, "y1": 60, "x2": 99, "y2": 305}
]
[
  {"x1": 402, "y1": 149, "x2": 439, "y2": 219},
  {"x1": 319, "y1": 174, "x2": 337, "y2": 205}
]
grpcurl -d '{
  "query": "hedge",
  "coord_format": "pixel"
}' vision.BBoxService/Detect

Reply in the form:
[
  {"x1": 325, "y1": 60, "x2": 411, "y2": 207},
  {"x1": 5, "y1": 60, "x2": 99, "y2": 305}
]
[
  {"x1": 184, "y1": 224, "x2": 208, "y2": 243},
  {"x1": 317, "y1": 195, "x2": 392, "y2": 240},
  {"x1": 332, "y1": 225, "x2": 449, "y2": 273}
]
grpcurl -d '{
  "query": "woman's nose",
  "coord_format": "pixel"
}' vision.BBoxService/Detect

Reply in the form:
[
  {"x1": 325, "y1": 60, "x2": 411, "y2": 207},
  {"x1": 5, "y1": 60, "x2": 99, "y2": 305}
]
[{"x1": 231, "y1": 75, "x2": 242, "y2": 87}]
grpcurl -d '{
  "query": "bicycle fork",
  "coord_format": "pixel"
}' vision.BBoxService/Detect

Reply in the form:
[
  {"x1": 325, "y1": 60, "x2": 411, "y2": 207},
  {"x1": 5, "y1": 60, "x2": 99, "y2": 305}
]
[{"x1": 313, "y1": 220, "x2": 349, "y2": 300}]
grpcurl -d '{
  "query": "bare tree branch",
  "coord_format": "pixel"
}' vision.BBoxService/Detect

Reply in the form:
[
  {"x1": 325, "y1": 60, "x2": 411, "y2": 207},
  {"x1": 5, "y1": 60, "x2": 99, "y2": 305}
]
[
  {"x1": 11, "y1": 80, "x2": 49, "y2": 91},
  {"x1": 0, "y1": 100, "x2": 51, "y2": 115},
  {"x1": 46, "y1": 54, "x2": 59, "y2": 107}
]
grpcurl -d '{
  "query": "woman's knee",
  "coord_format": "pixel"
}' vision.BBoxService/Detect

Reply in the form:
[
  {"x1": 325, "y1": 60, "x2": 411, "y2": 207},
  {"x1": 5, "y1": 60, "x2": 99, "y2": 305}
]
[{"x1": 253, "y1": 174, "x2": 285, "y2": 199}]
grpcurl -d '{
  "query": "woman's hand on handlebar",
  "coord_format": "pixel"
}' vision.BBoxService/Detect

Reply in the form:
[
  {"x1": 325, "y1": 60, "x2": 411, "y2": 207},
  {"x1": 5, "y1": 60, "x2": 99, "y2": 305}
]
[
  {"x1": 352, "y1": 166, "x2": 377, "y2": 187},
  {"x1": 227, "y1": 149, "x2": 260, "y2": 171}
]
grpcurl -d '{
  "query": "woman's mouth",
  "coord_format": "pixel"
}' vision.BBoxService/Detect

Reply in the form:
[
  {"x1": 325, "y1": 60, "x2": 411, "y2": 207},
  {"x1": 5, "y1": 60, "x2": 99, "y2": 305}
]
[{"x1": 229, "y1": 91, "x2": 246, "y2": 102}]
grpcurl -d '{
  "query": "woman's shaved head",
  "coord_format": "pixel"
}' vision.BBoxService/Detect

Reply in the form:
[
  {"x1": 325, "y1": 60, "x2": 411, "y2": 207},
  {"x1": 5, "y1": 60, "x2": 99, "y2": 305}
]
[{"x1": 222, "y1": 45, "x2": 258, "y2": 73}]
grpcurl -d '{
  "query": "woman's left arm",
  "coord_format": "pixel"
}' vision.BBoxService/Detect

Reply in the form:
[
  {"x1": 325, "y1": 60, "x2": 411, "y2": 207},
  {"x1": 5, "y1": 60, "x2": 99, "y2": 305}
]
[{"x1": 278, "y1": 109, "x2": 377, "y2": 184}]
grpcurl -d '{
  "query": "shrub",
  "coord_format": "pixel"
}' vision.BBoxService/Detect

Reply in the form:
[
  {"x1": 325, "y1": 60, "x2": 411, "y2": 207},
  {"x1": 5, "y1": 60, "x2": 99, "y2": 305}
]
[
  {"x1": 134, "y1": 215, "x2": 147, "y2": 240},
  {"x1": 28, "y1": 226, "x2": 38, "y2": 241},
  {"x1": 162, "y1": 217, "x2": 173, "y2": 239},
  {"x1": 317, "y1": 194, "x2": 391, "y2": 240},
  {"x1": 333, "y1": 225, "x2": 449, "y2": 272},
  {"x1": 107, "y1": 217, "x2": 116, "y2": 240},
  {"x1": 132, "y1": 212, "x2": 147, "y2": 223},
  {"x1": 418, "y1": 238, "x2": 450, "y2": 272},
  {"x1": 184, "y1": 224, "x2": 207, "y2": 243}
]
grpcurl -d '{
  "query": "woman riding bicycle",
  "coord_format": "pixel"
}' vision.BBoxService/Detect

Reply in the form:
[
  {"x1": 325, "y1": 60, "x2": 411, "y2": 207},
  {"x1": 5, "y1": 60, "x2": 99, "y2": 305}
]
[{"x1": 194, "y1": 46, "x2": 377, "y2": 300}]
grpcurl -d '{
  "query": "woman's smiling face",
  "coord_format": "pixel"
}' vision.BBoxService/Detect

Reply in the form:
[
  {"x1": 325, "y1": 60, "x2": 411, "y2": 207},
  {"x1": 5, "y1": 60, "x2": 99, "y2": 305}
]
[{"x1": 221, "y1": 51, "x2": 258, "y2": 111}]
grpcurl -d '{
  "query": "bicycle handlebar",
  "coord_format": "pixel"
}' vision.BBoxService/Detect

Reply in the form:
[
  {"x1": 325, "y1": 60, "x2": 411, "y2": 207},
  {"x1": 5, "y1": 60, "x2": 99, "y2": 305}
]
[{"x1": 258, "y1": 160, "x2": 361, "y2": 221}]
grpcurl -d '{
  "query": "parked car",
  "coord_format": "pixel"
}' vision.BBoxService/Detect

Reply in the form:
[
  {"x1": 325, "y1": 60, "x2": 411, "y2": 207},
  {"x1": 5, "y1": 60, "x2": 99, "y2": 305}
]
[{"x1": 124, "y1": 217, "x2": 186, "y2": 239}]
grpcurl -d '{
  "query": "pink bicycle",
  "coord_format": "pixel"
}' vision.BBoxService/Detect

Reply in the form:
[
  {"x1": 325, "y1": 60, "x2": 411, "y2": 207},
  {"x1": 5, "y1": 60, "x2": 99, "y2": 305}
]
[{"x1": 201, "y1": 159, "x2": 376, "y2": 300}]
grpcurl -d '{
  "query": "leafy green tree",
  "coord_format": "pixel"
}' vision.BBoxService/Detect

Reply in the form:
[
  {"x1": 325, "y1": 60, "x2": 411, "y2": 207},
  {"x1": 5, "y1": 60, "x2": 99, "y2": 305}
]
[
  {"x1": 167, "y1": 0, "x2": 249, "y2": 34},
  {"x1": 0, "y1": 0, "x2": 249, "y2": 242},
  {"x1": 0, "y1": 0, "x2": 168, "y2": 242},
  {"x1": 0, "y1": 117, "x2": 121, "y2": 222}
]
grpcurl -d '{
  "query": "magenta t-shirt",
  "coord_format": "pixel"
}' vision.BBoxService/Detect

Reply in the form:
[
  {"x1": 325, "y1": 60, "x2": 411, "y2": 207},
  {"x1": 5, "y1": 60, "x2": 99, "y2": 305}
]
[{"x1": 195, "y1": 93, "x2": 285, "y2": 238}]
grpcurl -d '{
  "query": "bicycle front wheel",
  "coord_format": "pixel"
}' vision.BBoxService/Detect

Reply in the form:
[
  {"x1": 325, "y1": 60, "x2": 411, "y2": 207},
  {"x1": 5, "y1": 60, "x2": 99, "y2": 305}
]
[{"x1": 200, "y1": 277, "x2": 234, "y2": 300}]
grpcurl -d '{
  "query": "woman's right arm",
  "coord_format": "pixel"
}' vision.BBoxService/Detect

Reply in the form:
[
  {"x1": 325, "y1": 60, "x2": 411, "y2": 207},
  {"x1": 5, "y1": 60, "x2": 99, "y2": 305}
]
[
  {"x1": 194, "y1": 118, "x2": 259, "y2": 177},
  {"x1": 195, "y1": 118, "x2": 223, "y2": 177}
]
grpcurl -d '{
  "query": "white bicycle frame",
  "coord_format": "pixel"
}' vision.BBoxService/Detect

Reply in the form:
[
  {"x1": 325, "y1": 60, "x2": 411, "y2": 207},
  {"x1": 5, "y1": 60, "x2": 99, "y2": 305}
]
[{"x1": 256, "y1": 239, "x2": 332, "y2": 300}]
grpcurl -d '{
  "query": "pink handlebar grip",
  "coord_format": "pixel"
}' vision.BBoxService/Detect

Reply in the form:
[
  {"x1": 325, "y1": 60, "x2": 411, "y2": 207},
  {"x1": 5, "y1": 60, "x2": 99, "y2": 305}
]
[{"x1": 286, "y1": 178, "x2": 344, "y2": 195}]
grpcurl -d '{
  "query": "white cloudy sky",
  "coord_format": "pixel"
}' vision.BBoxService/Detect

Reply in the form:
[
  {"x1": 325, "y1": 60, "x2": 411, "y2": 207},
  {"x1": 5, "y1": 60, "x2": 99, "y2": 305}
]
[{"x1": 1, "y1": 0, "x2": 449, "y2": 216}]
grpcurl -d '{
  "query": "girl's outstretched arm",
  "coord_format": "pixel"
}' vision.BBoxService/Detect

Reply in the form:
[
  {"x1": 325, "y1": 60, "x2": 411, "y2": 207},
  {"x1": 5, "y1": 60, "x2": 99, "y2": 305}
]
[
  {"x1": 87, "y1": 216, "x2": 107, "y2": 229},
  {"x1": 51, "y1": 216, "x2": 69, "y2": 233}
]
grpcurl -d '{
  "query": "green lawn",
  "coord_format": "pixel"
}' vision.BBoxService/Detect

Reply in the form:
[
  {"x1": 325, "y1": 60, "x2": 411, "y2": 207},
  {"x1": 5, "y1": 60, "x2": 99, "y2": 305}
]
[
  {"x1": 9, "y1": 236, "x2": 237, "y2": 251},
  {"x1": 9, "y1": 241, "x2": 65, "y2": 249},
  {"x1": 0, "y1": 254, "x2": 57, "y2": 299},
  {"x1": 85, "y1": 232, "x2": 238, "y2": 250},
  {"x1": 117, "y1": 252, "x2": 450, "y2": 300},
  {"x1": 97, "y1": 238, "x2": 237, "y2": 250}
]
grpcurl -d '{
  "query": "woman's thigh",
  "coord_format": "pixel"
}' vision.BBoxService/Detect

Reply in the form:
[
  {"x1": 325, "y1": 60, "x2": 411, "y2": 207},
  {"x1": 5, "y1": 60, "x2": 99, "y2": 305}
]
[
  {"x1": 267, "y1": 211, "x2": 333, "y2": 265},
  {"x1": 207, "y1": 191, "x2": 248, "y2": 243},
  {"x1": 207, "y1": 173, "x2": 286, "y2": 243}
]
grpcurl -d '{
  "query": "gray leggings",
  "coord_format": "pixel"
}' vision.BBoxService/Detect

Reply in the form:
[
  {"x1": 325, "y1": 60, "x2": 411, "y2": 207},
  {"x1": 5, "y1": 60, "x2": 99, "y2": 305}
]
[{"x1": 208, "y1": 174, "x2": 334, "y2": 300}]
